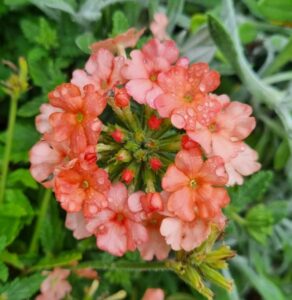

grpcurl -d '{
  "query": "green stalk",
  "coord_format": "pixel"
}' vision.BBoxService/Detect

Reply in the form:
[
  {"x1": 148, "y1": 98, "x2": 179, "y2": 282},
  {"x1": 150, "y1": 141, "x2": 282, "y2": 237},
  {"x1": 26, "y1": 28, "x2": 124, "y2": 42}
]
[
  {"x1": 28, "y1": 189, "x2": 52, "y2": 254},
  {"x1": 0, "y1": 93, "x2": 19, "y2": 204},
  {"x1": 73, "y1": 260, "x2": 168, "y2": 271}
]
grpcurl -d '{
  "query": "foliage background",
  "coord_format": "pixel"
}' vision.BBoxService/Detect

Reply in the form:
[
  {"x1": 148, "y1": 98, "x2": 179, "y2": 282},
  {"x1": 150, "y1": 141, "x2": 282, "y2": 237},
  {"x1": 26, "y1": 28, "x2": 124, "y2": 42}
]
[{"x1": 0, "y1": 0, "x2": 292, "y2": 299}]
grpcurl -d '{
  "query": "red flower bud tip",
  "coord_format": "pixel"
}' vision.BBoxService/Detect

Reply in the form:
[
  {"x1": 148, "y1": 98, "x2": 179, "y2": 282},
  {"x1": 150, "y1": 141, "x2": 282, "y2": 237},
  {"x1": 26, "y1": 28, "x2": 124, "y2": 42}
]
[
  {"x1": 111, "y1": 128, "x2": 124, "y2": 143},
  {"x1": 149, "y1": 157, "x2": 162, "y2": 171},
  {"x1": 121, "y1": 169, "x2": 135, "y2": 184},
  {"x1": 148, "y1": 115, "x2": 162, "y2": 130},
  {"x1": 114, "y1": 87, "x2": 130, "y2": 107},
  {"x1": 181, "y1": 135, "x2": 201, "y2": 151}
]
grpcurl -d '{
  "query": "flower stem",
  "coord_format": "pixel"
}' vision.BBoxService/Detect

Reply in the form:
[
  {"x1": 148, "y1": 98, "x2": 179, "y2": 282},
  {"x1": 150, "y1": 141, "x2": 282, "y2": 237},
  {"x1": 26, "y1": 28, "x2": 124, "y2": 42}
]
[
  {"x1": 0, "y1": 93, "x2": 19, "y2": 204},
  {"x1": 73, "y1": 260, "x2": 169, "y2": 272},
  {"x1": 28, "y1": 189, "x2": 52, "y2": 254}
]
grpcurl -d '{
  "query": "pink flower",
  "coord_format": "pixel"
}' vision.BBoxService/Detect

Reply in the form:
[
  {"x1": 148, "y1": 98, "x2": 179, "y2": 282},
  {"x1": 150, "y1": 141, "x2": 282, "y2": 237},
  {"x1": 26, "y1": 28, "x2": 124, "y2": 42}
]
[
  {"x1": 90, "y1": 28, "x2": 145, "y2": 54},
  {"x1": 36, "y1": 268, "x2": 71, "y2": 300},
  {"x1": 224, "y1": 142, "x2": 261, "y2": 186},
  {"x1": 71, "y1": 48, "x2": 125, "y2": 94},
  {"x1": 65, "y1": 212, "x2": 92, "y2": 239},
  {"x1": 162, "y1": 149, "x2": 229, "y2": 222},
  {"x1": 142, "y1": 288, "x2": 165, "y2": 300},
  {"x1": 155, "y1": 64, "x2": 221, "y2": 129},
  {"x1": 86, "y1": 182, "x2": 148, "y2": 256},
  {"x1": 150, "y1": 13, "x2": 169, "y2": 41},
  {"x1": 46, "y1": 83, "x2": 105, "y2": 154},
  {"x1": 36, "y1": 104, "x2": 62, "y2": 134},
  {"x1": 29, "y1": 141, "x2": 67, "y2": 188},
  {"x1": 187, "y1": 95, "x2": 259, "y2": 185},
  {"x1": 128, "y1": 192, "x2": 170, "y2": 260},
  {"x1": 160, "y1": 212, "x2": 226, "y2": 251},
  {"x1": 160, "y1": 217, "x2": 210, "y2": 251},
  {"x1": 54, "y1": 161, "x2": 110, "y2": 213},
  {"x1": 123, "y1": 39, "x2": 179, "y2": 108}
]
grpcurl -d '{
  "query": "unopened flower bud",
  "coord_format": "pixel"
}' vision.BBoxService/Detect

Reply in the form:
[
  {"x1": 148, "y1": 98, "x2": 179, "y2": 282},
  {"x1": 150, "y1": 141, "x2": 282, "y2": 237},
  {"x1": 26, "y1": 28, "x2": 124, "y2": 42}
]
[
  {"x1": 115, "y1": 149, "x2": 132, "y2": 162},
  {"x1": 149, "y1": 157, "x2": 162, "y2": 171},
  {"x1": 148, "y1": 115, "x2": 162, "y2": 130},
  {"x1": 114, "y1": 87, "x2": 130, "y2": 107},
  {"x1": 111, "y1": 128, "x2": 125, "y2": 143},
  {"x1": 121, "y1": 168, "x2": 135, "y2": 184}
]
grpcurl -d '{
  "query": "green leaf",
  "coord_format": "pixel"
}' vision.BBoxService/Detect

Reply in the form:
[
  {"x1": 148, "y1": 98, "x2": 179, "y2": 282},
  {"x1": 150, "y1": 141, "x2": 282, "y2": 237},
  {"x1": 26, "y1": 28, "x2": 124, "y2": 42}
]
[
  {"x1": 0, "y1": 273, "x2": 45, "y2": 300},
  {"x1": 229, "y1": 171, "x2": 274, "y2": 212},
  {"x1": 0, "y1": 217, "x2": 22, "y2": 246},
  {"x1": 258, "y1": 0, "x2": 292, "y2": 23},
  {"x1": 75, "y1": 32, "x2": 95, "y2": 54},
  {"x1": 7, "y1": 169, "x2": 38, "y2": 189},
  {"x1": 0, "y1": 236, "x2": 6, "y2": 252},
  {"x1": 232, "y1": 256, "x2": 286, "y2": 300},
  {"x1": 4, "y1": 0, "x2": 30, "y2": 7},
  {"x1": 274, "y1": 139, "x2": 290, "y2": 170},
  {"x1": 0, "y1": 190, "x2": 34, "y2": 224},
  {"x1": 264, "y1": 36, "x2": 292, "y2": 76},
  {"x1": 239, "y1": 22, "x2": 257, "y2": 44},
  {"x1": 190, "y1": 14, "x2": 207, "y2": 33},
  {"x1": 167, "y1": 0, "x2": 185, "y2": 33},
  {"x1": 30, "y1": 251, "x2": 82, "y2": 271},
  {"x1": 35, "y1": 17, "x2": 58, "y2": 50},
  {"x1": 40, "y1": 199, "x2": 65, "y2": 254},
  {"x1": 0, "y1": 120, "x2": 40, "y2": 163},
  {"x1": 0, "y1": 262, "x2": 9, "y2": 282},
  {"x1": 20, "y1": 18, "x2": 39, "y2": 43},
  {"x1": 245, "y1": 204, "x2": 274, "y2": 244},
  {"x1": 267, "y1": 200, "x2": 288, "y2": 223},
  {"x1": 111, "y1": 11, "x2": 129, "y2": 37},
  {"x1": 17, "y1": 96, "x2": 46, "y2": 118},
  {"x1": 0, "y1": 250, "x2": 25, "y2": 270}
]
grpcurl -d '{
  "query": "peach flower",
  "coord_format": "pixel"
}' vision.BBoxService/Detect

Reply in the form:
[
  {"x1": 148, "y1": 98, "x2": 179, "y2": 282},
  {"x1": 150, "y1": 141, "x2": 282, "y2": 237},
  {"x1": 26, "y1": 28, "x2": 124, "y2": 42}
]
[
  {"x1": 46, "y1": 83, "x2": 105, "y2": 154},
  {"x1": 155, "y1": 64, "x2": 221, "y2": 130},
  {"x1": 86, "y1": 182, "x2": 148, "y2": 256},
  {"x1": 162, "y1": 149, "x2": 229, "y2": 222}
]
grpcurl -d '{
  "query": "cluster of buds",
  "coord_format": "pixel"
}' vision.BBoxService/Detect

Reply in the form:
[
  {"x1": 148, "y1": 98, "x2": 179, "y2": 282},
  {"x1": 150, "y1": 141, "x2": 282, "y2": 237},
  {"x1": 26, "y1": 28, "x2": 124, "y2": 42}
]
[{"x1": 29, "y1": 13, "x2": 260, "y2": 297}]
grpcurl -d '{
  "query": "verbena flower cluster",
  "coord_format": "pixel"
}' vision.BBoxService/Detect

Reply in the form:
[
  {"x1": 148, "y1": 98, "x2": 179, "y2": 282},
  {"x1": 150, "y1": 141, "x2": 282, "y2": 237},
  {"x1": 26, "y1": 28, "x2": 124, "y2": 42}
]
[{"x1": 30, "y1": 14, "x2": 260, "y2": 259}]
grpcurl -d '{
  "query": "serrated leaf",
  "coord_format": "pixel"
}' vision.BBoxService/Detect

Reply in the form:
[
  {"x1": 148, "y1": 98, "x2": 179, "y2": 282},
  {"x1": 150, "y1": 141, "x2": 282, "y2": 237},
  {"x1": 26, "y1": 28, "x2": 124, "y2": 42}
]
[
  {"x1": 35, "y1": 17, "x2": 58, "y2": 50},
  {"x1": 0, "y1": 236, "x2": 6, "y2": 252},
  {"x1": 229, "y1": 171, "x2": 274, "y2": 212},
  {"x1": 0, "y1": 273, "x2": 44, "y2": 300},
  {"x1": 75, "y1": 32, "x2": 95, "y2": 54},
  {"x1": 17, "y1": 96, "x2": 46, "y2": 117},
  {"x1": 20, "y1": 18, "x2": 39, "y2": 43},
  {"x1": 0, "y1": 262, "x2": 8, "y2": 282},
  {"x1": 111, "y1": 11, "x2": 129, "y2": 37},
  {"x1": 7, "y1": 169, "x2": 38, "y2": 189},
  {"x1": 30, "y1": 251, "x2": 82, "y2": 271},
  {"x1": 267, "y1": 200, "x2": 288, "y2": 223},
  {"x1": 245, "y1": 204, "x2": 274, "y2": 244},
  {"x1": 40, "y1": 199, "x2": 65, "y2": 254},
  {"x1": 4, "y1": 189, "x2": 34, "y2": 218},
  {"x1": 0, "y1": 217, "x2": 23, "y2": 246}
]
